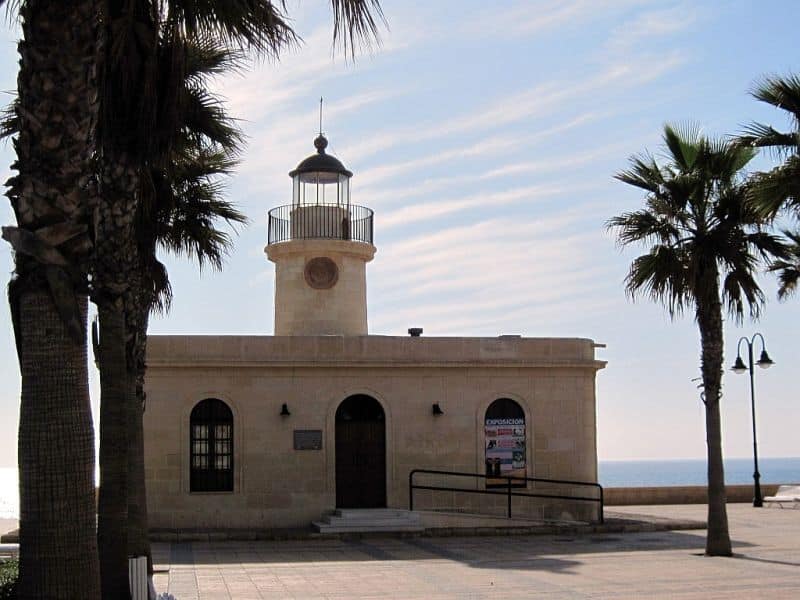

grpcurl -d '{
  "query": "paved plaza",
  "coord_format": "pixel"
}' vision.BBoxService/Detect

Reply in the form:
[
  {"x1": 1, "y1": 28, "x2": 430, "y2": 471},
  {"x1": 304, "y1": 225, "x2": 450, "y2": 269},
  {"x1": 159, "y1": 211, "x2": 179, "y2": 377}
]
[{"x1": 153, "y1": 504, "x2": 799, "y2": 599}]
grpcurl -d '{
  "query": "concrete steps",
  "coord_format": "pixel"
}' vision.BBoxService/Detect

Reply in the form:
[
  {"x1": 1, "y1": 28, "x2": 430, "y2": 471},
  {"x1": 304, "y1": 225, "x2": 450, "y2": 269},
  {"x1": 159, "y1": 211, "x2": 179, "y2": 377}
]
[{"x1": 313, "y1": 508, "x2": 424, "y2": 533}]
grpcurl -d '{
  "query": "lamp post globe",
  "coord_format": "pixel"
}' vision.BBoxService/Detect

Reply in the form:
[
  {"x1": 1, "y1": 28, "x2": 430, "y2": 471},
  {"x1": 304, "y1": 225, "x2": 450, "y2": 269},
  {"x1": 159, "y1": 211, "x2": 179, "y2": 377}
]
[{"x1": 756, "y1": 350, "x2": 774, "y2": 369}]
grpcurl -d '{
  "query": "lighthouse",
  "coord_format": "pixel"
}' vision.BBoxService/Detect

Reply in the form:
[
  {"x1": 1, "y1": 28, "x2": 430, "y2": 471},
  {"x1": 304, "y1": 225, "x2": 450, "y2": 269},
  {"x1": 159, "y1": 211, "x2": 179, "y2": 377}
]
[
  {"x1": 265, "y1": 133, "x2": 375, "y2": 335},
  {"x1": 143, "y1": 120, "x2": 606, "y2": 533}
]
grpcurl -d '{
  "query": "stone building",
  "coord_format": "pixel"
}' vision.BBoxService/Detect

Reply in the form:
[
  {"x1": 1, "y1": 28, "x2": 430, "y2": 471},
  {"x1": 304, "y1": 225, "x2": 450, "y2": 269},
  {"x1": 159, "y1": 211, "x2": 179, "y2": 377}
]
[{"x1": 143, "y1": 133, "x2": 607, "y2": 532}]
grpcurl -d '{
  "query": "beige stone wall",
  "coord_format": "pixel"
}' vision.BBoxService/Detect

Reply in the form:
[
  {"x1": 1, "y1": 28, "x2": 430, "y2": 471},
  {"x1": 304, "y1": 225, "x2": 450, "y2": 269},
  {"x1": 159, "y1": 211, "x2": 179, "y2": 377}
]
[
  {"x1": 144, "y1": 335, "x2": 605, "y2": 530},
  {"x1": 266, "y1": 239, "x2": 375, "y2": 336}
]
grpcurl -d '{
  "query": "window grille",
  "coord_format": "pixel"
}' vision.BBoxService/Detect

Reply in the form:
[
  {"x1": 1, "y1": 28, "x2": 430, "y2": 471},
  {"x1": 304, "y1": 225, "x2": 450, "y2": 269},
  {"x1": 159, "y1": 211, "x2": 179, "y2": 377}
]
[{"x1": 190, "y1": 398, "x2": 233, "y2": 492}]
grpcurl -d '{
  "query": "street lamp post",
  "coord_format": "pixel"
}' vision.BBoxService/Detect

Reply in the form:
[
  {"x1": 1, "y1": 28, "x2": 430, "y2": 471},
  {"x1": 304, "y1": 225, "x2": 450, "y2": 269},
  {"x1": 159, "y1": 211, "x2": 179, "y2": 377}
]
[{"x1": 731, "y1": 333, "x2": 774, "y2": 508}]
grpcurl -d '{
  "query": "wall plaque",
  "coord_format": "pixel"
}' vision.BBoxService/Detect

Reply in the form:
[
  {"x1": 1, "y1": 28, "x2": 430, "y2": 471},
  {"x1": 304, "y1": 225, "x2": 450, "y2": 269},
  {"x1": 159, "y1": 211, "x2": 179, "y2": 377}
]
[{"x1": 294, "y1": 429, "x2": 323, "y2": 450}]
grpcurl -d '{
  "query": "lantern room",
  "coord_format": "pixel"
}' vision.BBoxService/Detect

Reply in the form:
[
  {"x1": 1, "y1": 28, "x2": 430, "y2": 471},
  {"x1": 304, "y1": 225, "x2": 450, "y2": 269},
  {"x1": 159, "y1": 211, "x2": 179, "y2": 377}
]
[
  {"x1": 290, "y1": 134, "x2": 352, "y2": 207},
  {"x1": 268, "y1": 134, "x2": 373, "y2": 246}
]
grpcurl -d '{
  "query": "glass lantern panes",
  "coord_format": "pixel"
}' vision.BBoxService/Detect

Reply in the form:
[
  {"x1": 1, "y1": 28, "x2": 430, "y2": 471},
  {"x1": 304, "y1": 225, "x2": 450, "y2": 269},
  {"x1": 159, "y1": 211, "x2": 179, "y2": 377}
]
[
  {"x1": 292, "y1": 172, "x2": 350, "y2": 208},
  {"x1": 190, "y1": 398, "x2": 233, "y2": 492}
]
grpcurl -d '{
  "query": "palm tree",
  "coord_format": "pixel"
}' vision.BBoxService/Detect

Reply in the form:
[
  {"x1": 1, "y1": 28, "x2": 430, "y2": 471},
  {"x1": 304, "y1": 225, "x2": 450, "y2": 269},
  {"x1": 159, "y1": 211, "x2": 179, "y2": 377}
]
[
  {"x1": 739, "y1": 74, "x2": 800, "y2": 218},
  {"x1": 125, "y1": 40, "x2": 248, "y2": 587},
  {"x1": 1, "y1": 1, "x2": 384, "y2": 594},
  {"x1": 92, "y1": 3, "x2": 384, "y2": 595},
  {"x1": 2, "y1": 46, "x2": 245, "y2": 592},
  {"x1": 0, "y1": 0, "x2": 103, "y2": 596},
  {"x1": 607, "y1": 124, "x2": 787, "y2": 556}
]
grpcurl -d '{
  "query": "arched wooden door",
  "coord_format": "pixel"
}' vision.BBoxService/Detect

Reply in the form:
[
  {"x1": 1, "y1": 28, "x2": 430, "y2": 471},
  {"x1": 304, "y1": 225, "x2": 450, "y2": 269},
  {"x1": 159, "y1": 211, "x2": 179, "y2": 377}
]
[{"x1": 335, "y1": 395, "x2": 386, "y2": 508}]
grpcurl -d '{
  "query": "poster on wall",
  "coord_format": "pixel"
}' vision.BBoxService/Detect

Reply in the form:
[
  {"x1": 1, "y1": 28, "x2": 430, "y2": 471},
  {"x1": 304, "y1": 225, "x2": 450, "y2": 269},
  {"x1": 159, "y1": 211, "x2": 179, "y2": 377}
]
[{"x1": 485, "y1": 418, "x2": 526, "y2": 488}]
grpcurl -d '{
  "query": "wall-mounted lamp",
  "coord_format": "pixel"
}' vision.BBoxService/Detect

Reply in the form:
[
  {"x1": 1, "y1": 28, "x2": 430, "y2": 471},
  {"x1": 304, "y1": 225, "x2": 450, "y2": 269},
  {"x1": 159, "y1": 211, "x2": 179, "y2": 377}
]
[
  {"x1": 432, "y1": 403, "x2": 444, "y2": 416},
  {"x1": 280, "y1": 403, "x2": 291, "y2": 417}
]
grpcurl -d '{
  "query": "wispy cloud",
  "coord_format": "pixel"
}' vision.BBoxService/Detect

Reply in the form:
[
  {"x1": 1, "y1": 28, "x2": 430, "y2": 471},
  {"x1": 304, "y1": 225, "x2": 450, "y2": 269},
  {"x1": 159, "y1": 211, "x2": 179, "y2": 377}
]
[
  {"x1": 369, "y1": 213, "x2": 617, "y2": 335},
  {"x1": 210, "y1": 23, "x2": 416, "y2": 123},
  {"x1": 354, "y1": 135, "x2": 525, "y2": 190},
  {"x1": 379, "y1": 180, "x2": 598, "y2": 230},
  {"x1": 479, "y1": 141, "x2": 628, "y2": 179},
  {"x1": 351, "y1": 137, "x2": 635, "y2": 222},
  {"x1": 347, "y1": 51, "x2": 687, "y2": 168},
  {"x1": 460, "y1": 0, "x2": 651, "y2": 38},
  {"x1": 606, "y1": 3, "x2": 702, "y2": 53},
  {"x1": 354, "y1": 111, "x2": 603, "y2": 196}
]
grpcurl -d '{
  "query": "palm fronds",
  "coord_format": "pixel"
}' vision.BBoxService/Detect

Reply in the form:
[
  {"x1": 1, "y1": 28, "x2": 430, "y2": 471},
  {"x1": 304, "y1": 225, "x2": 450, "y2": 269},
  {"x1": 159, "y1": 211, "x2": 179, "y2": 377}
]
[
  {"x1": 163, "y1": 0, "x2": 299, "y2": 57},
  {"x1": 607, "y1": 124, "x2": 783, "y2": 321},
  {"x1": 751, "y1": 73, "x2": 800, "y2": 121},
  {"x1": 739, "y1": 73, "x2": 800, "y2": 220},
  {"x1": 769, "y1": 230, "x2": 800, "y2": 299},
  {"x1": 135, "y1": 36, "x2": 248, "y2": 313},
  {"x1": 329, "y1": 0, "x2": 386, "y2": 56}
]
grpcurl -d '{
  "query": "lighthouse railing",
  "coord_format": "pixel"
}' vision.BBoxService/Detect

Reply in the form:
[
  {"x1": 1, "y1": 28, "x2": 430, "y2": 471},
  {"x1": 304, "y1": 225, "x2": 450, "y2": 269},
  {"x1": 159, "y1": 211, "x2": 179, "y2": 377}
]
[{"x1": 267, "y1": 204, "x2": 373, "y2": 245}]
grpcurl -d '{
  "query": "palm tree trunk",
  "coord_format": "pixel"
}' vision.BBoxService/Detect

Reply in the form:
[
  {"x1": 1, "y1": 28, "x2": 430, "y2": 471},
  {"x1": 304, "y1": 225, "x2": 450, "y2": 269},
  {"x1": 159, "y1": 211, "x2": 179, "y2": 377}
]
[
  {"x1": 128, "y1": 305, "x2": 152, "y2": 577},
  {"x1": 16, "y1": 291, "x2": 100, "y2": 599},
  {"x1": 128, "y1": 384, "x2": 152, "y2": 568},
  {"x1": 696, "y1": 266, "x2": 732, "y2": 556},
  {"x1": 96, "y1": 301, "x2": 130, "y2": 598},
  {"x1": 94, "y1": 149, "x2": 142, "y2": 597},
  {"x1": 7, "y1": 0, "x2": 102, "y2": 596}
]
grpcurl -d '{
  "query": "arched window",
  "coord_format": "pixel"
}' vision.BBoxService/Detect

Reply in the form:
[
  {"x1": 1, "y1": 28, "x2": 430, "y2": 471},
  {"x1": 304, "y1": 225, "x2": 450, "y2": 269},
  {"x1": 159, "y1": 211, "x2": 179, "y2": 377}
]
[
  {"x1": 190, "y1": 398, "x2": 233, "y2": 492},
  {"x1": 484, "y1": 398, "x2": 526, "y2": 488}
]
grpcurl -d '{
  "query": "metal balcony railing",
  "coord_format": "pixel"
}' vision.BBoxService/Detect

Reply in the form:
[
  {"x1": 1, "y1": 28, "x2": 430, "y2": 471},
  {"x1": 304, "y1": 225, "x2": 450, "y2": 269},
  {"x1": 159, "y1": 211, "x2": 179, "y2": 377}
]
[{"x1": 267, "y1": 204, "x2": 373, "y2": 245}]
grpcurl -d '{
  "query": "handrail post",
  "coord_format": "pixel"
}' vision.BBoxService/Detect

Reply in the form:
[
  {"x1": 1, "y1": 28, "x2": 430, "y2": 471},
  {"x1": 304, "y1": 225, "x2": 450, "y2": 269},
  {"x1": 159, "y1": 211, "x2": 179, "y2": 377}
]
[
  {"x1": 599, "y1": 485, "x2": 604, "y2": 524},
  {"x1": 507, "y1": 477, "x2": 512, "y2": 518},
  {"x1": 409, "y1": 470, "x2": 414, "y2": 512}
]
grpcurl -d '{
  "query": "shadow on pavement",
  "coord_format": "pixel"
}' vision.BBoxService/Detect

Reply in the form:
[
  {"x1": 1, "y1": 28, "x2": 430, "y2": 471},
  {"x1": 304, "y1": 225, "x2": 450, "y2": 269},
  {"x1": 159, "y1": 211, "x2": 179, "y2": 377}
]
[
  {"x1": 732, "y1": 554, "x2": 800, "y2": 568},
  {"x1": 160, "y1": 528, "x2": 755, "y2": 577}
]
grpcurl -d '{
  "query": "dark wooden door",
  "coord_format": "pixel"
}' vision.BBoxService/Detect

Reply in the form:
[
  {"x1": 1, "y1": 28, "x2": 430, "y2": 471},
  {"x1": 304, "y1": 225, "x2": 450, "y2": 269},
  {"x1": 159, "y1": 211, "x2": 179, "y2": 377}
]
[{"x1": 336, "y1": 410, "x2": 386, "y2": 508}]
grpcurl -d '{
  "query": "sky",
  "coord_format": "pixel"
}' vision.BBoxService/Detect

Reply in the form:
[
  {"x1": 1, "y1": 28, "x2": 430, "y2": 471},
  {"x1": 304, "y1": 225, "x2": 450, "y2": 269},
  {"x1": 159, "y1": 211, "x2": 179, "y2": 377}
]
[{"x1": 0, "y1": 0, "x2": 798, "y2": 468}]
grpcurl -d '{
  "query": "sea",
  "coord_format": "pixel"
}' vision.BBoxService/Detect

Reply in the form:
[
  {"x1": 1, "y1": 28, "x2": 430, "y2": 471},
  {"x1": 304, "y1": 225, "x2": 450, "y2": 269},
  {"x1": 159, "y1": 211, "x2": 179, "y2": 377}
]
[
  {"x1": 0, "y1": 457, "x2": 798, "y2": 519},
  {"x1": 598, "y1": 457, "x2": 800, "y2": 488}
]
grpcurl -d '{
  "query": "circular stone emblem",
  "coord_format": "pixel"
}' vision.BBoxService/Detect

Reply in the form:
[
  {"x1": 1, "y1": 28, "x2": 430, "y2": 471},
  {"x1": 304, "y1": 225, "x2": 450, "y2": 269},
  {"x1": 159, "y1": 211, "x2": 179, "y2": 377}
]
[{"x1": 304, "y1": 257, "x2": 339, "y2": 289}]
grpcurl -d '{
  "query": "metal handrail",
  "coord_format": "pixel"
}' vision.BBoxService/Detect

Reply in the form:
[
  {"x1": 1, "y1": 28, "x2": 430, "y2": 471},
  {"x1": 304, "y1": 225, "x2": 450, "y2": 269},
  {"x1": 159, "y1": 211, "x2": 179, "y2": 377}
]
[
  {"x1": 409, "y1": 468, "x2": 604, "y2": 524},
  {"x1": 267, "y1": 203, "x2": 373, "y2": 245}
]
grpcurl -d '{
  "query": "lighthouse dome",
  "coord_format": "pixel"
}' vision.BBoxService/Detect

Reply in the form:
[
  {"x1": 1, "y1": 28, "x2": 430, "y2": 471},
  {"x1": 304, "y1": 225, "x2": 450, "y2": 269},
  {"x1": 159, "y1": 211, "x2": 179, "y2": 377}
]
[{"x1": 289, "y1": 134, "x2": 353, "y2": 183}]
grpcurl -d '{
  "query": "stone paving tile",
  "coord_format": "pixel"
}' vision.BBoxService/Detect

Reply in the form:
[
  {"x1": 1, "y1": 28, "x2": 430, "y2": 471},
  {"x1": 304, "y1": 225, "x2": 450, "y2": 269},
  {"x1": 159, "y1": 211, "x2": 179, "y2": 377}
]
[{"x1": 154, "y1": 504, "x2": 800, "y2": 599}]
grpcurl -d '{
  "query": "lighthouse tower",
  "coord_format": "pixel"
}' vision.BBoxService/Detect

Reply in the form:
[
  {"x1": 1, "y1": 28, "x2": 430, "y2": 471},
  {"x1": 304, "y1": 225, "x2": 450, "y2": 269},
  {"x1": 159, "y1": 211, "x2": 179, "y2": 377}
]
[{"x1": 265, "y1": 133, "x2": 375, "y2": 335}]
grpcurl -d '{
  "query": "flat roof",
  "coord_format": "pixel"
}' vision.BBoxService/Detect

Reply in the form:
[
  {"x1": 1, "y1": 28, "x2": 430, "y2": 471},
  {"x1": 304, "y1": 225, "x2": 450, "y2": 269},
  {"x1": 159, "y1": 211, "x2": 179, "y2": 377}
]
[{"x1": 146, "y1": 335, "x2": 607, "y2": 370}]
